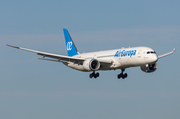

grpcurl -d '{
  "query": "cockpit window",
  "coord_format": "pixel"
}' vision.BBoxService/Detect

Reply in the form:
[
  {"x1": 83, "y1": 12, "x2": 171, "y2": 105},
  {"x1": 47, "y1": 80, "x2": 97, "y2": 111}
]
[{"x1": 147, "y1": 51, "x2": 156, "y2": 54}]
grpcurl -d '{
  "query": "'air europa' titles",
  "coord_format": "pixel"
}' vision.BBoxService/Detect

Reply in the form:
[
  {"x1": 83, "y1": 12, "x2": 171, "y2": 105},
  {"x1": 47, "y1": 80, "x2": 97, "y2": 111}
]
[{"x1": 114, "y1": 50, "x2": 137, "y2": 57}]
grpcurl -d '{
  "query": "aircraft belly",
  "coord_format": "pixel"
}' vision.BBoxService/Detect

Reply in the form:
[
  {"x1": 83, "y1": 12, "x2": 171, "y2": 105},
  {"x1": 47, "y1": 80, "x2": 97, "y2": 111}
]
[{"x1": 117, "y1": 57, "x2": 134, "y2": 66}]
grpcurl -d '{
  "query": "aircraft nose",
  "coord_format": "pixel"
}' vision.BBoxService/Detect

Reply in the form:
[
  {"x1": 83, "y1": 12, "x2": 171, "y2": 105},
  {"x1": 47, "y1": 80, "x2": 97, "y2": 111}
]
[{"x1": 151, "y1": 55, "x2": 158, "y2": 62}]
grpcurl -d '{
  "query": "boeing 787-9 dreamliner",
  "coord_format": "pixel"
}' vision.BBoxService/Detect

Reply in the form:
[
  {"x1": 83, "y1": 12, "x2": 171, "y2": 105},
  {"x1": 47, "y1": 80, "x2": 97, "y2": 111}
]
[{"x1": 6, "y1": 29, "x2": 175, "y2": 79}]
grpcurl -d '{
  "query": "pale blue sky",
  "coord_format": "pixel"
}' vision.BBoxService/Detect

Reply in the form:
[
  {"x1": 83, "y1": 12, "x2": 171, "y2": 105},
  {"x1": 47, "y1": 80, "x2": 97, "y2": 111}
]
[{"x1": 0, "y1": 0, "x2": 180, "y2": 119}]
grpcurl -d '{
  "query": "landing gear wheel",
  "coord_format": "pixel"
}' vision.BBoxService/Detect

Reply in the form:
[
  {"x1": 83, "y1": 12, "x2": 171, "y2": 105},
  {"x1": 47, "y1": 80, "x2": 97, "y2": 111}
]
[
  {"x1": 117, "y1": 74, "x2": 121, "y2": 79},
  {"x1": 117, "y1": 73, "x2": 123, "y2": 79},
  {"x1": 124, "y1": 73, "x2": 127, "y2": 78},
  {"x1": 96, "y1": 72, "x2": 99, "y2": 77},
  {"x1": 120, "y1": 73, "x2": 123, "y2": 77},
  {"x1": 89, "y1": 74, "x2": 93, "y2": 78},
  {"x1": 117, "y1": 69, "x2": 128, "y2": 79},
  {"x1": 89, "y1": 72, "x2": 99, "y2": 78}
]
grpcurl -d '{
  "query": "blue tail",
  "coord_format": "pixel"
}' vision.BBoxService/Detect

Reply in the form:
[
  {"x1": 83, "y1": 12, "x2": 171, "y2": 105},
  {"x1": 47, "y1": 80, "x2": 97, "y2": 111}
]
[{"x1": 63, "y1": 28, "x2": 79, "y2": 57}]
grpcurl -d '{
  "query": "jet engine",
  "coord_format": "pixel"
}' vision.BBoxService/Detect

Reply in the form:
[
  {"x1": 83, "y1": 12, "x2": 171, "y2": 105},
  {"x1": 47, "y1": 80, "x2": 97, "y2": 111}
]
[
  {"x1": 141, "y1": 63, "x2": 157, "y2": 73},
  {"x1": 83, "y1": 59, "x2": 100, "y2": 71}
]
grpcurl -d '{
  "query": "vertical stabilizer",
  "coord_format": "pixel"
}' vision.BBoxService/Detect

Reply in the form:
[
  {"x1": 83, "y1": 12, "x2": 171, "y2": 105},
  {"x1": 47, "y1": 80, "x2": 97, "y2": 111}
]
[{"x1": 63, "y1": 28, "x2": 79, "y2": 57}]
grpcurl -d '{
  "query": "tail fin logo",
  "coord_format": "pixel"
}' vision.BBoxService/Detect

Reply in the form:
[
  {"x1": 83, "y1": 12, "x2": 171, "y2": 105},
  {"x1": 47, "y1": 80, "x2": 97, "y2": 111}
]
[{"x1": 67, "y1": 41, "x2": 72, "y2": 51}]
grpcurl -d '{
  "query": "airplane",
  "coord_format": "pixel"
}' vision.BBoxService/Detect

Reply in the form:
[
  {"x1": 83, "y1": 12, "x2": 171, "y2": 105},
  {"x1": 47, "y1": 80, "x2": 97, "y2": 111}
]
[{"x1": 6, "y1": 28, "x2": 175, "y2": 79}]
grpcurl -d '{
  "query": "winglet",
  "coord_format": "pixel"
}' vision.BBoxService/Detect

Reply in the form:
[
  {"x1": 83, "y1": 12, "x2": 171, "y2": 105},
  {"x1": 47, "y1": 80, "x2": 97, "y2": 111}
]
[{"x1": 173, "y1": 48, "x2": 176, "y2": 53}]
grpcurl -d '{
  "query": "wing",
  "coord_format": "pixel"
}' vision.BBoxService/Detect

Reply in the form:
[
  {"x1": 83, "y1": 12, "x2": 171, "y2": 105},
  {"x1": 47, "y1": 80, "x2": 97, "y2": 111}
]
[
  {"x1": 6, "y1": 44, "x2": 112, "y2": 64},
  {"x1": 6, "y1": 44, "x2": 85, "y2": 63},
  {"x1": 158, "y1": 48, "x2": 176, "y2": 59}
]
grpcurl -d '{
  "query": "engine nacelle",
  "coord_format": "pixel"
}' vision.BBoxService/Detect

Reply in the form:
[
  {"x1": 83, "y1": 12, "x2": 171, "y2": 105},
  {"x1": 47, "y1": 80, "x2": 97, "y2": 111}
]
[
  {"x1": 83, "y1": 59, "x2": 100, "y2": 71},
  {"x1": 141, "y1": 63, "x2": 157, "y2": 73}
]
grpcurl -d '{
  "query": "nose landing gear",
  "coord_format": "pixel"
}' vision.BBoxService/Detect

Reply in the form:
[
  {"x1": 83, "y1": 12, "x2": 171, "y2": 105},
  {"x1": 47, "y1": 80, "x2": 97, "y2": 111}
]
[
  {"x1": 117, "y1": 69, "x2": 128, "y2": 79},
  {"x1": 89, "y1": 71, "x2": 99, "y2": 78}
]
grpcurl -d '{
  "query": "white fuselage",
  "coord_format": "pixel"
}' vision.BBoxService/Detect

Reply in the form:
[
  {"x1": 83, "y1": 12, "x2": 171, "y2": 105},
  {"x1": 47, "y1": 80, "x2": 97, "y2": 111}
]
[{"x1": 64, "y1": 46, "x2": 158, "y2": 72}]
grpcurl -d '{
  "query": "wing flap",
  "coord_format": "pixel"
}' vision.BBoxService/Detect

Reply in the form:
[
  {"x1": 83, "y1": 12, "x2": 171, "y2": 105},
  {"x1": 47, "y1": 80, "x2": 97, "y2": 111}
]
[{"x1": 37, "y1": 58, "x2": 68, "y2": 63}]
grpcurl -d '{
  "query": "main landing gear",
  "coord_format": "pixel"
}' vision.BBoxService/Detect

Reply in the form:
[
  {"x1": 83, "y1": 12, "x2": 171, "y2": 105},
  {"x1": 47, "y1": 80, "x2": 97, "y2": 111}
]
[
  {"x1": 117, "y1": 69, "x2": 128, "y2": 79},
  {"x1": 89, "y1": 71, "x2": 99, "y2": 78}
]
